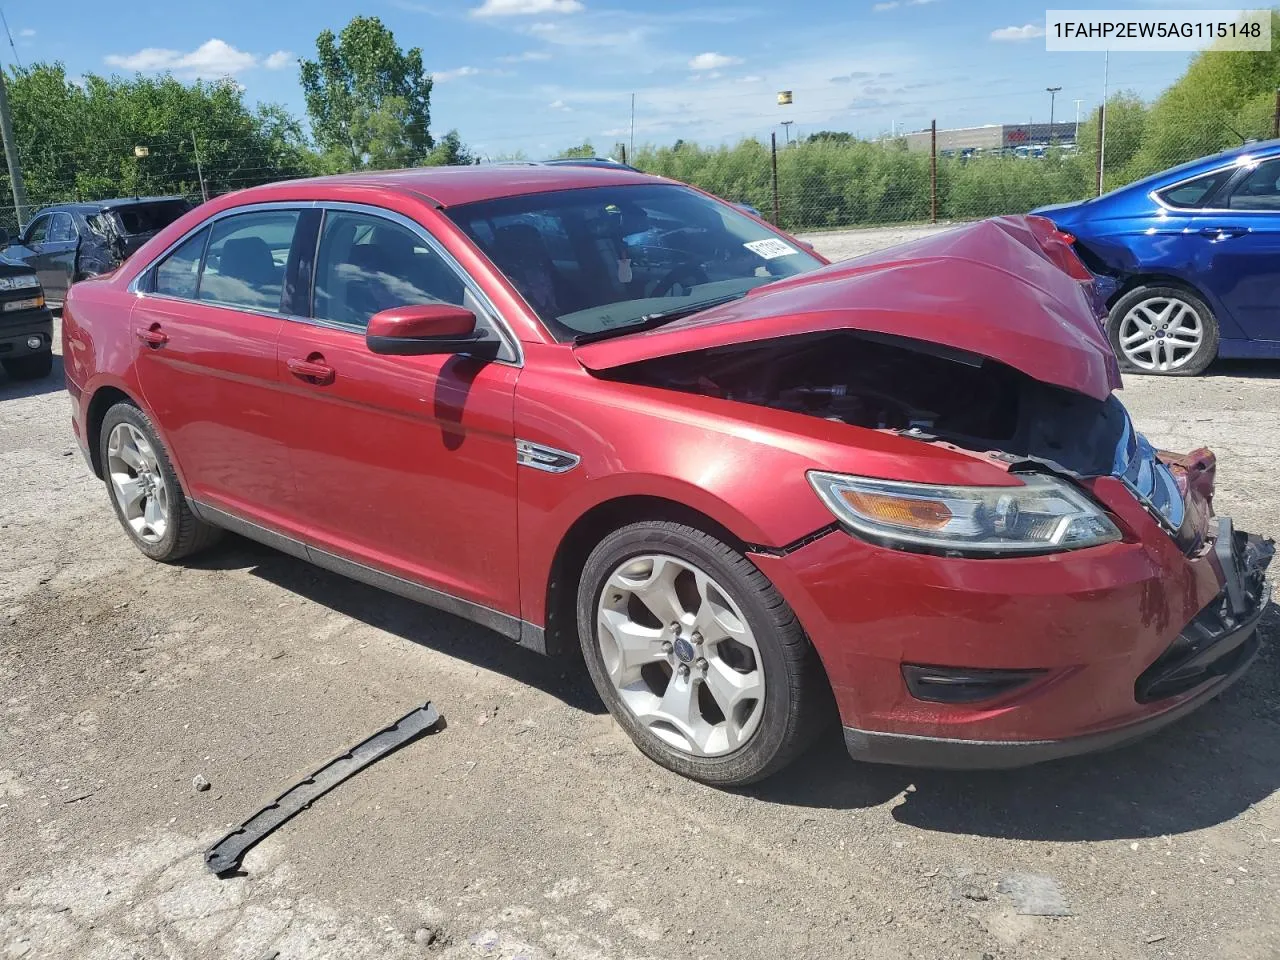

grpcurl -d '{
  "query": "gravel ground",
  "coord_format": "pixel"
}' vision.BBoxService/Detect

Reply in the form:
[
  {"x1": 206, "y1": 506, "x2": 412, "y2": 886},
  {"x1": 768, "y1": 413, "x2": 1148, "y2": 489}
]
[{"x1": 3, "y1": 229, "x2": 1279, "y2": 960}]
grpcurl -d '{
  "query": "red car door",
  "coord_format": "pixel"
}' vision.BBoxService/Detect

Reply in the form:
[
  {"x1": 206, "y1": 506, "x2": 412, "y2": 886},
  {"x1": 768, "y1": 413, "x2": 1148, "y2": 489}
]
[
  {"x1": 131, "y1": 208, "x2": 304, "y2": 528},
  {"x1": 274, "y1": 204, "x2": 523, "y2": 619}
]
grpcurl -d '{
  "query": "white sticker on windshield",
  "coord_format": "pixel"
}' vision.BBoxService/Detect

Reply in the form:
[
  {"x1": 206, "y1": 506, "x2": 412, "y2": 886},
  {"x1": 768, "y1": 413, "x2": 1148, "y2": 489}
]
[{"x1": 744, "y1": 238, "x2": 798, "y2": 260}]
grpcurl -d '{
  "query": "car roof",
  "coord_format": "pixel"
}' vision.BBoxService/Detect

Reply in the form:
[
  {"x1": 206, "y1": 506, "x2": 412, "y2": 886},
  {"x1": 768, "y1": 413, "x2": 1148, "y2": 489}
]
[
  {"x1": 236, "y1": 164, "x2": 665, "y2": 208},
  {"x1": 1126, "y1": 138, "x2": 1280, "y2": 192},
  {"x1": 36, "y1": 196, "x2": 189, "y2": 215}
]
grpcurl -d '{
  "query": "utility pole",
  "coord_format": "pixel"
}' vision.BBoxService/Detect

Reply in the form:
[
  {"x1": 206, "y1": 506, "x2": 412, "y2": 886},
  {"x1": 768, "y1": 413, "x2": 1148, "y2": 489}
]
[
  {"x1": 770, "y1": 131, "x2": 780, "y2": 225},
  {"x1": 1046, "y1": 86, "x2": 1061, "y2": 144},
  {"x1": 629, "y1": 93, "x2": 635, "y2": 162},
  {"x1": 929, "y1": 119, "x2": 937, "y2": 224},
  {"x1": 781, "y1": 120, "x2": 794, "y2": 145},
  {"x1": 191, "y1": 131, "x2": 209, "y2": 203},
  {"x1": 1073, "y1": 98, "x2": 1084, "y2": 144},
  {"x1": 1098, "y1": 50, "x2": 1110, "y2": 195},
  {"x1": 0, "y1": 66, "x2": 29, "y2": 228}
]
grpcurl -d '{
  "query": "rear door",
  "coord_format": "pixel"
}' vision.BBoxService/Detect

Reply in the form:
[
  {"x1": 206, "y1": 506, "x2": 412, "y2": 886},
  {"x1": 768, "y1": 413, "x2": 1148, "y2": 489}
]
[
  {"x1": 274, "y1": 203, "x2": 523, "y2": 619},
  {"x1": 132, "y1": 206, "x2": 306, "y2": 530},
  {"x1": 1188, "y1": 156, "x2": 1280, "y2": 343}
]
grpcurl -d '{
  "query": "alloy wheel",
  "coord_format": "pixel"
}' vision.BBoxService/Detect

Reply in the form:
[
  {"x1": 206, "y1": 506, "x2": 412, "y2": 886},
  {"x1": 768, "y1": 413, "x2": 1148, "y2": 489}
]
[
  {"x1": 1117, "y1": 296, "x2": 1205, "y2": 372},
  {"x1": 595, "y1": 554, "x2": 765, "y2": 757},
  {"x1": 106, "y1": 422, "x2": 169, "y2": 543}
]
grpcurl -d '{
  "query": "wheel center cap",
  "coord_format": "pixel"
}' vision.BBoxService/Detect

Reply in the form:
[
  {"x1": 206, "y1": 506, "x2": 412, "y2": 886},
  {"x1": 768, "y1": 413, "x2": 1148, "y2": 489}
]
[{"x1": 673, "y1": 638, "x2": 695, "y2": 663}]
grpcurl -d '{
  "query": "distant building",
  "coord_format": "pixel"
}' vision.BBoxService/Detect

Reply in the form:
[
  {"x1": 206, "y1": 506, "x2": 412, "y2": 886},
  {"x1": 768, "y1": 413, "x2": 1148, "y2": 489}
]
[{"x1": 900, "y1": 122, "x2": 1079, "y2": 154}]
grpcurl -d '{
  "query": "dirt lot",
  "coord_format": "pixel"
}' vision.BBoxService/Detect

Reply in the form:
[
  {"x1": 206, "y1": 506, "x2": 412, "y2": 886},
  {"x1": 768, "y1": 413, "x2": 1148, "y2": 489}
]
[{"x1": 3, "y1": 229, "x2": 1279, "y2": 960}]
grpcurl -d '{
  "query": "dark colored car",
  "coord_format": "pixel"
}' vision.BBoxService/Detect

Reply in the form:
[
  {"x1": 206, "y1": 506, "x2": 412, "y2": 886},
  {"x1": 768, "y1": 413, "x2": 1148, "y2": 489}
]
[
  {"x1": 62, "y1": 165, "x2": 1270, "y2": 785},
  {"x1": 1033, "y1": 140, "x2": 1280, "y2": 375},
  {"x1": 2, "y1": 197, "x2": 193, "y2": 306},
  {"x1": 0, "y1": 260, "x2": 53, "y2": 380}
]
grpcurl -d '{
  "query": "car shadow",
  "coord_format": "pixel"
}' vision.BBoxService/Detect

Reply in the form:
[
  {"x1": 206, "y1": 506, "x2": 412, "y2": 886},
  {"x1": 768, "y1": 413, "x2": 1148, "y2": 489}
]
[
  {"x1": 187, "y1": 534, "x2": 606, "y2": 716},
  {"x1": 749, "y1": 604, "x2": 1280, "y2": 840},
  {"x1": 1205, "y1": 358, "x2": 1280, "y2": 379},
  {"x1": 0, "y1": 352, "x2": 64, "y2": 400}
]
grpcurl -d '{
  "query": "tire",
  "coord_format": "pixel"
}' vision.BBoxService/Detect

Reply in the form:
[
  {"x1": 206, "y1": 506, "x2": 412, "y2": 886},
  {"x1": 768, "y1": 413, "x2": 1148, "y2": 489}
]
[
  {"x1": 576, "y1": 520, "x2": 830, "y2": 786},
  {"x1": 1107, "y1": 284, "x2": 1219, "y2": 376},
  {"x1": 2, "y1": 351, "x2": 53, "y2": 381},
  {"x1": 98, "y1": 401, "x2": 222, "y2": 562}
]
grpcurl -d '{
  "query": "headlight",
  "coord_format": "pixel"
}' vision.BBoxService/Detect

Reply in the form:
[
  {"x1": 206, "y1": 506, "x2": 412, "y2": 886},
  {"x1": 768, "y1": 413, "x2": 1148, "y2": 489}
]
[
  {"x1": 0, "y1": 274, "x2": 41, "y2": 291},
  {"x1": 807, "y1": 472, "x2": 1122, "y2": 555}
]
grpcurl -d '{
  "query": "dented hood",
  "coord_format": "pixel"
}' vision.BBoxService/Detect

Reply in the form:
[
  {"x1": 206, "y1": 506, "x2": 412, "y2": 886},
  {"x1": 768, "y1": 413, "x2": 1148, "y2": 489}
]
[{"x1": 574, "y1": 215, "x2": 1122, "y2": 402}]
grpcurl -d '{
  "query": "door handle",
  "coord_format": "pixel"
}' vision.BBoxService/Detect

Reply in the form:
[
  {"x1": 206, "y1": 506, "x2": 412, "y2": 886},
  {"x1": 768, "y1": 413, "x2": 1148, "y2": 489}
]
[
  {"x1": 136, "y1": 324, "x2": 169, "y2": 348},
  {"x1": 287, "y1": 356, "x2": 336, "y2": 385},
  {"x1": 1199, "y1": 226, "x2": 1248, "y2": 239}
]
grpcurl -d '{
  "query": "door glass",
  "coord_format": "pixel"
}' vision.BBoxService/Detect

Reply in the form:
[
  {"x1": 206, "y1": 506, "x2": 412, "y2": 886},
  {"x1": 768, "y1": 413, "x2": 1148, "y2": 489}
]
[
  {"x1": 313, "y1": 211, "x2": 467, "y2": 328},
  {"x1": 1157, "y1": 170, "x2": 1232, "y2": 209},
  {"x1": 47, "y1": 213, "x2": 76, "y2": 243},
  {"x1": 24, "y1": 216, "x2": 50, "y2": 244},
  {"x1": 199, "y1": 211, "x2": 299, "y2": 312},
  {"x1": 1227, "y1": 159, "x2": 1280, "y2": 211},
  {"x1": 153, "y1": 228, "x2": 209, "y2": 299}
]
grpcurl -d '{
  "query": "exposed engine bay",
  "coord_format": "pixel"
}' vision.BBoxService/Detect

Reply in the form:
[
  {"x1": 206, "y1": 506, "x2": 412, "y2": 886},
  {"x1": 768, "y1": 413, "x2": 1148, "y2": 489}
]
[{"x1": 614, "y1": 330, "x2": 1130, "y2": 477}]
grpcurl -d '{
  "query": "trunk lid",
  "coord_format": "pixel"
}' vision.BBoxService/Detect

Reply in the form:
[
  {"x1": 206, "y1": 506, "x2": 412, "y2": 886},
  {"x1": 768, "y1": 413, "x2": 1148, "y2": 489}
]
[{"x1": 575, "y1": 215, "x2": 1122, "y2": 402}]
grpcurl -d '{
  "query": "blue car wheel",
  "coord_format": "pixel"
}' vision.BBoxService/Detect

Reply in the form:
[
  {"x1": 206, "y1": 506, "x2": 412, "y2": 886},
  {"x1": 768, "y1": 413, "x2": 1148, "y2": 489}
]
[{"x1": 1106, "y1": 284, "x2": 1220, "y2": 376}]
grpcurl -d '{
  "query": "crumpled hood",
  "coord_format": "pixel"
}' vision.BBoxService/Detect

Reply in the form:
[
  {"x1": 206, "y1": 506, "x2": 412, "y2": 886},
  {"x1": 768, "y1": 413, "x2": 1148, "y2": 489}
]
[{"x1": 575, "y1": 215, "x2": 1122, "y2": 402}]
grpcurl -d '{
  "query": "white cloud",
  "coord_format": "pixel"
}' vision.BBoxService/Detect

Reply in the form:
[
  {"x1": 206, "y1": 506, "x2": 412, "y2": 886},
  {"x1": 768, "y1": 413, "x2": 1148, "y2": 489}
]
[
  {"x1": 990, "y1": 23, "x2": 1045, "y2": 41},
  {"x1": 104, "y1": 39, "x2": 265, "y2": 78},
  {"x1": 434, "y1": 65, "x2": 483, "y2": 81},
  {"x1": 18, "y1": 27, "x2": 35, "y2": 37},
  {"x1": 740, "y1": 74, "x2": 764, "y2": 83},
  {"x1": 549, "y1": 99, "x2": 571, "y2": 110},
  {"x1": 472, "y1": 0, "x2": 584, "y2": 17},
  {"x1": 498, "y1": 50, "x2": 553, "y2": 61},
  {"x1": 873, "y1": 1, "x2": 898, "y2": 10},
  {"x1": 264, "y1": 50, "x2": 293, "y2": 70},
  {"x1": 688, "y1": 52, "x2": 741, "y2": 71}
]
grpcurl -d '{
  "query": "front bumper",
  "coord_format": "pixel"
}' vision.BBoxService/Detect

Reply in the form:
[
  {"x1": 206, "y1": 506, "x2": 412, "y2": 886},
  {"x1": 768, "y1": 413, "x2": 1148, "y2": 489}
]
[
  {"x1": 750, "y1": 482, "x2": 1272, "y2": 769},
  {"x1": 0, "y1": 309, "x2": 54, "y2": 358}
]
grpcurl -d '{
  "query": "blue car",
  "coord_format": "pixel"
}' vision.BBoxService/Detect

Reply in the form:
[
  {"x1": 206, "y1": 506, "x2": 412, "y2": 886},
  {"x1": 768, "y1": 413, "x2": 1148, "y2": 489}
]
[{"x1": 1033, "y1": 139, "x2": 1280, "y2": 375}]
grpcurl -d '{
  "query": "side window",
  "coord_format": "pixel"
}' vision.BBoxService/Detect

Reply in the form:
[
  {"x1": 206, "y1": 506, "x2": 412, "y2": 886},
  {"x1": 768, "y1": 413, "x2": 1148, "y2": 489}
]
[
  {"x1": 1157, "y1": 170, "x2": 1232, "y2": 209},
  {"x1": 47, "y1": 213, "x2": 76, "y2": 243},
  {"x1": 313, "y1": 210, "x2": 467, "y2": 329},
  {"x1": 153, "y1": 228, "x2": 209, "y2": 300},
  {"x1": 1227, "y1": 159, "x2": 1280, "y2": 211},
  {"x1": 199, "y1": 211, "x2": 300, "y2": 312},
  {"x1": 24, "y1": 215, "x2": 50, "y2": 244}
]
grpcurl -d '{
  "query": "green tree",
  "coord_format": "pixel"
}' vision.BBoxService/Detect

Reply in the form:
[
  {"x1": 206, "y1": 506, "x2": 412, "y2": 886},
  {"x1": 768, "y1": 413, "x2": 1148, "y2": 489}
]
[
  {"x1": 422, "y1": 130, "x2": 478, "y2": 166},
  {"x1": 554, "y1": 141, "x2": 596, "y2": 159},
  {"x1": 2, "y1": 63, "x2": 314, "y2": 224},
  {"x1": 300, "y1": 16, "x2": 433, "y2": 171}
]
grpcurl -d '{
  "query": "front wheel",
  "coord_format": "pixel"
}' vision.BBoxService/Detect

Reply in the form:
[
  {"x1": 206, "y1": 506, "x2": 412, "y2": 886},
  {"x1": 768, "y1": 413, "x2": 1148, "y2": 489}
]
[
  {"x1": 2, "y1": 351, "x2": 53, "y2": 381},
  {"x1": 1107, "y1": 285, "x2": 1219, "y2": 376},
  {"x1": 576, "y1": 520, "x2": 830, "y2": 786}
]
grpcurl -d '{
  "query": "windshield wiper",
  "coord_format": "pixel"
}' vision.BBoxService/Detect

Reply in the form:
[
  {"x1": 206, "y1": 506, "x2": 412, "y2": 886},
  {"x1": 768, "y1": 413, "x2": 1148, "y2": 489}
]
[{"x1": 573, "y1": 293, "x2": 746, "y2": 345}]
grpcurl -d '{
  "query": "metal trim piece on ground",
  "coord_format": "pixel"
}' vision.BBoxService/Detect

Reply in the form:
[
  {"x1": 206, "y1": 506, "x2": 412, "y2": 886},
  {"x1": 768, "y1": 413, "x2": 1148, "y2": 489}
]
[{"x1": 204, "y1": 701, "x2": 442, "y2": 876}]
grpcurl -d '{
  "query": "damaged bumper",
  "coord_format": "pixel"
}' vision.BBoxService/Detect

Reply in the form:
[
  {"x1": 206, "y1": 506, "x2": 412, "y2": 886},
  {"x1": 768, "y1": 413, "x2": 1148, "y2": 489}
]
[{"x1": 750, "y1": 458, "x2": 1272, "y2": 770}]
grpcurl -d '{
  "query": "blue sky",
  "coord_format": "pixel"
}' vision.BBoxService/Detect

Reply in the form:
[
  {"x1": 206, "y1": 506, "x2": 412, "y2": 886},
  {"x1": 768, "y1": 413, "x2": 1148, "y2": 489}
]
[{"x1": 5, "y1": 0, "x2": 1252, "y2": 158}]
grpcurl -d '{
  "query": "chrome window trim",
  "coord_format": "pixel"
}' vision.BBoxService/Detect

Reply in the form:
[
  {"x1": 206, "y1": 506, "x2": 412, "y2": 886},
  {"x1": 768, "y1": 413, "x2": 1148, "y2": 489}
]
[
  {"x1": 1148, "y1": 155, "x2": 1277, "y2": 214},
  {"x1": 127, "y1": 200, "x2": 320, "y2": 295},
  {"x1": 313, "y1": 201, "x2": 522, "y2": 366},
  {"x1": 127, "y1": 197, "x2": 523, "y2": 366}
]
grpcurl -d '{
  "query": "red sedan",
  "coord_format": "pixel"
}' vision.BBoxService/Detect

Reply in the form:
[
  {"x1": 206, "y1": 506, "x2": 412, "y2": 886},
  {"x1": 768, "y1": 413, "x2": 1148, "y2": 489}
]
[{"x1": 62, "y1": 166, "x2": 1271, "y2": 785}]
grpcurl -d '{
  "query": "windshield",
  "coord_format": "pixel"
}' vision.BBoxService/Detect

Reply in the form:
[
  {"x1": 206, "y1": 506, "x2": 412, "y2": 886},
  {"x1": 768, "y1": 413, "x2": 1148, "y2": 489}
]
[{"x1": 445, "y1": 183, "x2": 823, "y2": 341}]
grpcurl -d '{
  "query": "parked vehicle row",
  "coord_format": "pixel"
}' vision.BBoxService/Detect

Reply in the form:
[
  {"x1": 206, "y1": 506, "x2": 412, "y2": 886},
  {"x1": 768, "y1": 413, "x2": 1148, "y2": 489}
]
[{"x1": 61, "y1": 164, "x2": 1270, "y2": 785}]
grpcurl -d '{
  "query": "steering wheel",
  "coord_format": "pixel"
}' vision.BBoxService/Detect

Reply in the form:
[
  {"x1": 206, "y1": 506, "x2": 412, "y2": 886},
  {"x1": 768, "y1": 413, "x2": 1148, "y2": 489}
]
[{"x1": 649, "y1": 262, "x2": 710, "y2": 298}]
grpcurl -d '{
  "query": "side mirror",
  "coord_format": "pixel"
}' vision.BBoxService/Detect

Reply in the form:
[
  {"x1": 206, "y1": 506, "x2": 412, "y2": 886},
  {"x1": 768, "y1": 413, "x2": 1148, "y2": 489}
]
[{"x1": 366, "y1": 303, "x2": 498, "y2": 358}]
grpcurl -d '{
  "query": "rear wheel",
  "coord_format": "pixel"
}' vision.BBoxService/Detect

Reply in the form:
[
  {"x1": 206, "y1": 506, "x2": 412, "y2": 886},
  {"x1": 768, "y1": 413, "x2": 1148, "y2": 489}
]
[
  {"x1": 2, "y1": 351, "x2": 53, "y2": 381},
  {"x1": 99, "y1": 402, "x2": 222, "y2": 562},
  {"x1": 576, "y1": 520, "x2": 829, "y2": 786},
  {"x1": 1107, "y1": 285, "x2": 1219, "y2": 376}
]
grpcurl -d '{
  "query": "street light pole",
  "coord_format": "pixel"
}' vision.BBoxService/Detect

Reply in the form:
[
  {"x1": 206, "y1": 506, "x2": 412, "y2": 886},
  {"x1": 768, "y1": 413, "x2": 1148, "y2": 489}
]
[
  {"x1": 1046, "y1": 86, "x2": 1062, "y2": 144},
  {"x1": 1073, "y1": 98, "x2": 1084, "y2": 144},
  {"x1": 781, "y1": 120, "x2": 794, "y2": 145}
]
